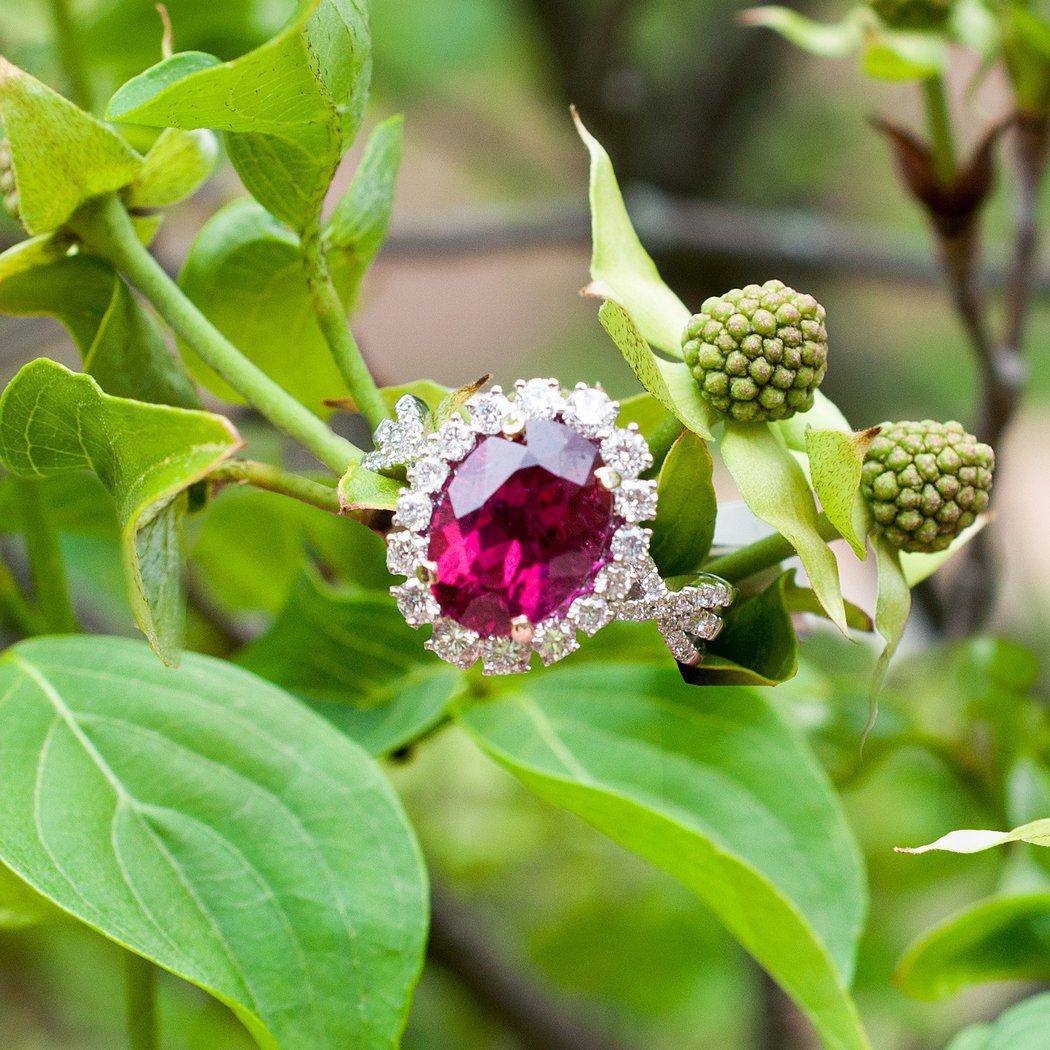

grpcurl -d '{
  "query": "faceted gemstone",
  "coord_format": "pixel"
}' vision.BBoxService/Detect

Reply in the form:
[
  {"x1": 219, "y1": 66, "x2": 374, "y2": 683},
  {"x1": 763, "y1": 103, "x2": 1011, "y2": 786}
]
[{"x1": 428, "y1": 419, "x2": 616, "y2": 635}]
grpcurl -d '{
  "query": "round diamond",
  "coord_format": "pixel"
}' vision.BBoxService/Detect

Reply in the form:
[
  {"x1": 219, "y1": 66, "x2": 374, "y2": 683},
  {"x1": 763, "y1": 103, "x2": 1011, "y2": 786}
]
[
  {"x1": 532, "y1": 618, "x2": 579, "y2": 666},
  {"x1": 515, "y1": 378, "x2": 564, "y2": 419},
  {"x1": 662, "y1": 628, "x2": 700, "y2": 665},
  {"x1": 568, "y1": 594, "x2": 612, "y2": 636},
  {"x1": 395, "y1": 491, "x2": 433, "y2": 532},
  {"x1": 594, "y1": 562, "x2": 633, "y2": 601},
  {"x1": 616, "y1": 479, "x2": 658, "y2": 523},
  {"x1": 392, "y1": 579, "x2": 438, "y2": 627},
  {"x1": 435, "y1": 416, "x2": 476, "y2": 461},
  {"x1": 426, "y1": 619, "x2": 481, "y2": 669},
  {"x1": 386, "y1": 529, "x2": 427, "y2": 576},
  {"x1": 408, "y1": 456, "x2": 450, "y2": 494},
  {"x1": 467, "y1": 389, "x2": 512, "y2": 434},
  {"x1": 565, "y1": 386, "x2": 618, "y2": 436},
  {"x1": 600, "y1": 428, "x2": 653, "y2": 476},
  {"x1": 610, "y1": 525, "x2": 651, "y2": 561},
  {"x1": 427, "y1": 419, "x2": 616, "y2": 636},
  {"x1": 480, "y1": 636, "x2": 531, "y2": 675}
]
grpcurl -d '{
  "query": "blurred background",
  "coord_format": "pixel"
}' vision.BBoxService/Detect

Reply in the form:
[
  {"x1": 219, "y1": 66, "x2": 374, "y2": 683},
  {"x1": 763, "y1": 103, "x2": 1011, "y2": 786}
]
[{"x1": 1, "y1": 1, "x2": 1048, "y2": 1047}]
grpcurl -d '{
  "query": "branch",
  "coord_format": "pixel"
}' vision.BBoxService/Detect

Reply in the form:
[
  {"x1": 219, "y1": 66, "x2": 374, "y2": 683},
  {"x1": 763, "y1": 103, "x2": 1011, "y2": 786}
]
[{"x1": 427, "y1": 884, "x2": 630, "y2": 1050}]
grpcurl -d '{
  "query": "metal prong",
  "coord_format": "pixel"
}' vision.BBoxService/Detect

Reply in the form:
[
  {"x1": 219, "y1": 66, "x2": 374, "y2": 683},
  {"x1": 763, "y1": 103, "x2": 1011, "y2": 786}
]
[
  {"x1": 416, "y1": 560, "x2": 438, "y2": 585},
  {"x1": 594, "y1": 466, "x2": 622, "y2": 490},
  {"x1": 510, "y1": 614, "x2": 534, "y2": 644},
  {"x1": 501, "y1": 410, "x2": 527, "y2": 438}
]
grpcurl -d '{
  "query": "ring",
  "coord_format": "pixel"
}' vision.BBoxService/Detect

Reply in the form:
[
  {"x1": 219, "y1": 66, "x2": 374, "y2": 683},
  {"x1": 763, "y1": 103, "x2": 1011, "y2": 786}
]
[{"x1": 368, "y1": 379, "x2": 734, "y2": 674}]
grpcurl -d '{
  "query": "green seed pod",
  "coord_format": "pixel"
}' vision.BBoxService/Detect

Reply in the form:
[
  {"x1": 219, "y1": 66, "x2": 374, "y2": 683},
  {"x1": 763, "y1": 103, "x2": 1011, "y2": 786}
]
[
  {"x1": 861, "y1": 420, "x2": 994, "y2": 553},
  {"x1": 682, "y1": 279, "x2": 828, "y2": 423},
  {"x1": 868, "y1": 0, "x2": 954, "y2": 31}
]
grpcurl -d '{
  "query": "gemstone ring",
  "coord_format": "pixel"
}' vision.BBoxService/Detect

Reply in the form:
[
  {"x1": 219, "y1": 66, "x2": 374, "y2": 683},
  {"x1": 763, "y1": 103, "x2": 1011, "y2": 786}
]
[{"x1": 367, "y1": 379, "x2": 734, "y2": 675}]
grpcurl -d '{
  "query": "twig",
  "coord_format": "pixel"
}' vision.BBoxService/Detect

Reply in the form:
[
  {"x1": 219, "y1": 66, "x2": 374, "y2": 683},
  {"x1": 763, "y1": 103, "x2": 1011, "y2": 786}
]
[{"x1": 427, "y1": 884, "x2": 630, "y2": 1050}]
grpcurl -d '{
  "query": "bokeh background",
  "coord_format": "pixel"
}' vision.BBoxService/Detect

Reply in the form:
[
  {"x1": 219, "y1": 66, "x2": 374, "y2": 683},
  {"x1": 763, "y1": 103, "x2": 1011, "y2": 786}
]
[{"x1": 1, "y1": 1, "x2": 1047, "y2": 1047}]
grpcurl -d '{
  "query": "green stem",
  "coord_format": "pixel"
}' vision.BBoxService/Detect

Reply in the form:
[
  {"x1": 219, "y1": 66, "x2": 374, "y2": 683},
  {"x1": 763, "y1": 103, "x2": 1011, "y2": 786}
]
[
  {"x1": 18, "y1": 478, "x2": 77, "y2": 633},
  {"x1": 48, "y1": 0, "x2": 94, "y2": 112},
  {"x1": 0, "y1": 554, "x2": 45, "y2": 637},
  {"x1": 123, "y1": 952, "x2": 158, "y2": 1050},
  {"x1": 922, "y1": 76, "x2": 956, "y2": 186},
  {"x1": 209, "y1": 460, "x2": 342, "y2": 514},
  {"x1": 301, "y1": 230, "x2": 389, "y2": 431},
  {"x1": 704, "y1": 513, "x2": 841, "y2": 583},
  {"x1": 69, "y1": 195, "x2": 361, "y2": 474}
]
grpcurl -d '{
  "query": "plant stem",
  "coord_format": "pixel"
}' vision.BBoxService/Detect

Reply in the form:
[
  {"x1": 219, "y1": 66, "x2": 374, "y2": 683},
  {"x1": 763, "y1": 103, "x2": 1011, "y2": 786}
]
[
  {"x1": 123, "y1": 952, "x2": 158, "y2": 1050},
  {"x1": 301, "y1": 230, "x2": 390, "y2": 432},
  {"x1": 0, "y1": 554, "x2": 44, "y2": 637},
  {"x1": 17, "y1": 478, "x2": 77, "y2": 634},
  {"x1": 922, "y1": 76, "x2": 956, "y2": 186},
  {"x1": 48, "y1": 0, "x2": 94, "y2": 113},
  {"x1": 703, "y1": 513, "x2": 841, "y2": 583},
  {"x1": 208, "y1": 459, "x2": 342, "y2": 514},
  {"x1": 69, "y1": 195, "x2": 361, "y2": 474}
]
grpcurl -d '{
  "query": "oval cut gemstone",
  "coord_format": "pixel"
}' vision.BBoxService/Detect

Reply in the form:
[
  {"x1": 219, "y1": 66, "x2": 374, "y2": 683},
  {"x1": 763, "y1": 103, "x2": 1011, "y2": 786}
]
[{"x1": 428, "y1": 419, "x2": 616, "y2": 635}]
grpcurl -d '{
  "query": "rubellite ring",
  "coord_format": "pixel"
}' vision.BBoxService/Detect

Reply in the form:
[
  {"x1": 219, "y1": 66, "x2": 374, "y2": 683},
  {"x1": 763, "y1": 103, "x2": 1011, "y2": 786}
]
[{"x1": 368, "y1": 379, "x2": 734, "y2": 675}]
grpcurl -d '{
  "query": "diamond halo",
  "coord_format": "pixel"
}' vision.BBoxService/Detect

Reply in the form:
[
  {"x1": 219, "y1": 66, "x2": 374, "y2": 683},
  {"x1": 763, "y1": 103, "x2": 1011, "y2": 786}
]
[{"x1": 374, "y1": 381, "x2": 734, "y2": 674}]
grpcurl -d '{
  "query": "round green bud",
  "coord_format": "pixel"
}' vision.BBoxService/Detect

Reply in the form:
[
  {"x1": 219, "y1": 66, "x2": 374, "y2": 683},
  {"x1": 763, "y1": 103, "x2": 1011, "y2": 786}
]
[
  {"x1": 868, "y1": 0, "x2": 953, "y2": 30},
  {"x1": 682, "y1": 279, "x2": 828, "y2": 423},
  {"x1": 861, "y1": 420, "x2": 994, "y2": 553}
]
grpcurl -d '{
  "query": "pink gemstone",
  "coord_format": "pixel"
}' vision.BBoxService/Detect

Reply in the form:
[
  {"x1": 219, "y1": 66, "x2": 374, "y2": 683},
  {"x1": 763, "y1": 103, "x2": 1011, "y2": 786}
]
[{"x1": 428, "y1": 419, "x2": 615, "y2": 635}]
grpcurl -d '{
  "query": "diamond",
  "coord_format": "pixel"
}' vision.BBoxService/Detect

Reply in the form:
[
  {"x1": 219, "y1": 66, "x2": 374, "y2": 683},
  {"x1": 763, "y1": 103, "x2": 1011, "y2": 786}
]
[
  {"x1": 427, "y1": 419, "x2": 616, "y2": 635},
  {"x1": 394, "y1": 394, "x2": 427, "y2": 437},
  {"x1": 408, "y1": 456, "x2": 450, "y2": 494},
  {"x1": 425, "y1": 619, "x2": 481, "y2": 669},
  {"x1": 610, "y1": 525, "x2": 651, "y2": 562},
  {"x1": 434, "y1": 416, "x2": 476, "y2": 461},
  {"x1": 692, "y1": 608, "x2": 723, "y2": 640},
  {"x1": 514, "y1": 378, "x2": 564, "y2": 419},
  {"x1": 391, "y1": 579, "x2": 438, "y2": 627},
  {"x1": 366, "y1": 402, "x2": 429, "y2": 469},
  {"x1": 394, "y1": 491, "x2": 433, "y2": 532},
  {"x1": 532, "y1": 618, "x2": 579, "y2": 666},
  {"x1": 594, "y1": 562, "x2": 633, "y2": 601},
  {"x1": 480, "y1": 636, "x2": 531, "y2": 675},
  {"x1": 568, "y1": 594, "x2": 612, "y2": 636},
  {"x1": 467, "y1": 389, "x2": 512, "y2": 434},
  {"x1": 565, "y1": 386, "x2": 619, "y2": 437},
  {"x1": 600, "y1": 428, "x2": 653, "y2": 476},
  {"x1": 616, "y1": 479, "x2": 658, "y2": 522},
  {"x1": 386, "y1": 529, "x2": 427, "y2": 576},
  {"x1": 662, "y1": 628, "x2": 700, "y2": 665}
]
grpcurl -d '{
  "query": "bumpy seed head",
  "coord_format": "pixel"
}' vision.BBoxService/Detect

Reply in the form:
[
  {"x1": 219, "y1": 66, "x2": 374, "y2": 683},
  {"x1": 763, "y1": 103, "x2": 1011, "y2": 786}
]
[
  {"x1": 861, "y1": 420, "x2": 994, "y2": 553},
  {"x1": 868, "y1": 0, "x2": 954, "y2": 30},
  {"x1": 0, "y1": 138, "x2": 20, "y2": 225},
  {"x1": 682, "y1": 279, "x2": 828, "y2": 423}
]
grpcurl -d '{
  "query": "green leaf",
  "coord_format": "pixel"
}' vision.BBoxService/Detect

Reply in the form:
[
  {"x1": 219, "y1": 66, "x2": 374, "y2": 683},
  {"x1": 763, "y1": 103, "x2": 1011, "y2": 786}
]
[
  {"x1": 896, "y1": 892, "x2": 1050, "y2": 999},
  {"x1": 458, "y1": 661, "x2": 870, "y2": 1050},
  {"x1": 741, "y1": 6, "x2": 865, "y2": 58},
  {"x1": 107, "y1": 0, "x2": 372, "y2": 232},
  {"x1": 574, "y1": 111, "x2": 690, "y2": 357},
  {"x1": 0, "y1": 360, "x2": 242, "y2": 662},
  {"x1": 0, "y1": 635, "x2": 427, "y2": 1048},
  {"x1": 946, "y1": 992, "x2": 1050, "y2": 1050},
  {"x1": 616, "y1": 391, "x2": 673, "y2": 437},
  {"x1": 0, "y1": 860, "x2": 57, "y2": 929},
  {"x1": 239, "y1": 572, "x2": 462, "y2": 755},
  {"x1": 0, "y1": 252, "x2": 199, "y2": 407},
  {"x1": 805, "y1": 426, "x2": 880, "y2": 560},
  {"x1": 338, "y1": 461, "x2": 401, "y2": 512},
  {"x1": 896, "y1": 818, "x2": 1050, "y2": 856},
  {"x1": 869, "y1": 534, "x2": 911, "y2": 731},
  {"x1": 650, "y1": 432, "x2": 716, "y2": 576},
  {"x1": 774, "y1": 390, "x2": 852, "y2": 451},
  {"x1": 0, "y1": 57, "x2": 143, "y2": 235},
  {"x1": 720, "y1": 419, "x2": 848, "y2": 633},
  {"x1": 598, "y1": 300, "x2": 717, "y2": 440},
  {"x1": 124, "y1": 128, "x2": 219, "y2": 209},
  {"x1": 900, "y1": 515, "x2": 987, "y2": 585},
  {"x1": 863, "y1": 31, "x2": 948, "y2": 81},
  {"x1": 784, "y1": 579, "x2": 873, "y2": 632}
]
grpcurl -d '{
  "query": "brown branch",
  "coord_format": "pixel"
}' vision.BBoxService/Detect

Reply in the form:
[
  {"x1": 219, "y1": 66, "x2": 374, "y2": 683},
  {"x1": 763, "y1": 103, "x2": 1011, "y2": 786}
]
[{"x1": 427, "y1": 883, "x2": 631, "y2": 1050}]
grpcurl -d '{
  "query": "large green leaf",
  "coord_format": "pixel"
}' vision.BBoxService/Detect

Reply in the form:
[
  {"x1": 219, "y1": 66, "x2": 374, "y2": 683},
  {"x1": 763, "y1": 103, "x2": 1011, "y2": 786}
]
[
  {"x1": 0, "y1": 635, "x2": 427, "y2": 1048},
  {"x1": 107, "y1": 0, "x2": 372, "y2": 231},
  {"x1": 597, "y1": 300, "x2": 717, "y2": 440},
  {"x1": 0, "y1": 251, "x2": 198, "y2": 407},
  {"x1": 239, "y1": 572, "x2": 463, "y2": 755},
  {"x1": 650, "y1": 431, "x2": 716, "y2": 576},
  {"x1": 575, "y1": 111, "x2": 690, "y2": 357},
  {"x1": 0, "y1": 860, "x2": 57, "y2": 929},
  {"x1": 458, "y1": 662, "x2": 870, "y2": 1050},
  {"x1": 805, "y1": 427, "x2": 879, "y2": 560},
  {"x1": 896, "y1": 892, "x2": 1050, "y2": 999},
  {"x1": 720, "y1": 419, "x2": 848, "y2": 633},
  {"x1": 947, "y1": 992, "x2": 1050, "y2": 1050},
  {"x1": 0, "y1": 57, "x2": 142, "y2": 235},
  {"x1": 0, "y1": 360, "x2": 241, "y2": 662}
]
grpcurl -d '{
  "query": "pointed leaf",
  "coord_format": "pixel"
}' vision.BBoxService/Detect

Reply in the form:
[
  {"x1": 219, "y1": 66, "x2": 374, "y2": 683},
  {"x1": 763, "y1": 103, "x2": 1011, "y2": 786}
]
[
  {"x1": 650, "y1": 432, "x2": 716, "y2": 576},
  {"x1": 805, "y1": 426, "x2": 881, "y2": 559},
  {"x1": 775, "y1": 390, "x2": 852, "y2": 451},
  {"x1": 0, "y1": 360, "x2": 242, "y2": 661},
  {"x1": 239, "y1": 572, "x2": 462, "y2": 755},
  {"x1": 458, "y1": 661, "x2": 870, "y2": 1050},
  {"x1": 598, "y1": 300, "x2": 716, "y2": 439},
  {"x1": 870, "y1": 534, "x2": 911, "y2": 729},
  {"x1": 721, "y1": 419, "x2": 848, "y2": 633},
  {"x1": 946, "y1": 992, "x2": 1050, "y2": 1050},
  {"x1": 575, "y1": 111, "x2": 690, "y2": 357},
  {"x1": 124, "y1": 128, "x2": 219, "y2": 209},
  {"x1": 0, "y1": 252, "x2": 198, "y2": 407},
  {"x1": 107, "y1": 0, "x2": 372, "y2": 231},
  {"x1": 338, "y1": 462, "x2": 401, "y2": 512},
  {"x1": 900, "y1": 515, "x2": 987, "y2": 585},
  {"x1": 0, "y1": 860, "x2": 57, "y2": 929},
  {"x1": 0, "y1": 57, "x2": 142, "y2": 235},
  {"x1": 896, "y1": 893, "x2": 1050, "y2": 1000},
  {"x1": 896, "y1": 818, "x2": 1050, "y2": 856},
  {"x1": 863, "y1": 31, "x2": 948, "y2": 81},
  {"x1": 0, "y1": 635, "x2": 427, "y2": 1049},
  {"x1": 741, "y1": 6, "x2": 865, "y2": 57}
]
